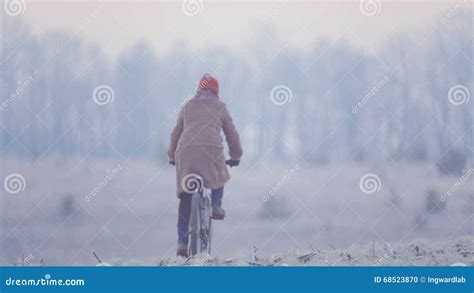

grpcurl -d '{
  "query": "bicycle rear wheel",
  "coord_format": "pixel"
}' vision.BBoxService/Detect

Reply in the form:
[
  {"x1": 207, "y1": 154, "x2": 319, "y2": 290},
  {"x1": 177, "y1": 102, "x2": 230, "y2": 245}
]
[
  {"x1": 188, "y1": 192, "x2": 200, "y2": 256},
  {"x1": 200, "y1": 194, "x2": 212, "y2": 254}
]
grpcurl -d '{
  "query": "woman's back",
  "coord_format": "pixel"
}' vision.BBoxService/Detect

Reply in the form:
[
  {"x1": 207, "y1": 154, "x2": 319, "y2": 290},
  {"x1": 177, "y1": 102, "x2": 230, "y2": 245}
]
[
  {"x1": 177, "y1": 90, "x2": 226, "y2": 150},
  {"x1": 168, "y1": 77, "x2": 242, "y2": 197}
]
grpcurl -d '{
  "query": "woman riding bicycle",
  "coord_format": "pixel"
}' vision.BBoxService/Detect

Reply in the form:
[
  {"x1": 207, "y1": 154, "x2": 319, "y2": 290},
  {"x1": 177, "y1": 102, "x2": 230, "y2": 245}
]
[{"x1": 168, "y1": 73, "x2": 243, "y2": 257}]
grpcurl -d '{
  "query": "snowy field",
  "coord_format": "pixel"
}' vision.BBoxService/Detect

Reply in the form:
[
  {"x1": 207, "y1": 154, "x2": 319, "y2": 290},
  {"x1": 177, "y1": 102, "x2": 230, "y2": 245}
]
[
  {"x1": 127, "y1": 236, "x2": 473, "y2": 266},
  {"x1": 1, "y1": 157, "x2": 472, "y2": 266}
]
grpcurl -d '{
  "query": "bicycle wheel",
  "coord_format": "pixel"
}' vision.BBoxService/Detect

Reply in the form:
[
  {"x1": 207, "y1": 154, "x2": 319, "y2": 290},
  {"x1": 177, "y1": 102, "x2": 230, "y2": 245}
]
[
  {"x1": 207, "y1": 216, "x2": 212, "y2": 254},
  {"x1": 200, "y1": 193, "x2": 212, "y2": 254},
  {"x1": 188, "y1": 192, "x2": 200, "y2": 256}
]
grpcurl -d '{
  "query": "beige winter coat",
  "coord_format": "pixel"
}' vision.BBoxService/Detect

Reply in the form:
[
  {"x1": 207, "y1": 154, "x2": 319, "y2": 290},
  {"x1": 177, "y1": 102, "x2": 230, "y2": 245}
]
[{"x1": 168, "y1": 90, "x2": 243, "y2": 197}]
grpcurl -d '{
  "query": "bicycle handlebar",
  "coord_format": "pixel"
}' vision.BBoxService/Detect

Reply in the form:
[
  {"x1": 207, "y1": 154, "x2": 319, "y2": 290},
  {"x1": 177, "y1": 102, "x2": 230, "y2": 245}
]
[{"x1": 225, "y1": 159, "x2": 239, "y2": 168}]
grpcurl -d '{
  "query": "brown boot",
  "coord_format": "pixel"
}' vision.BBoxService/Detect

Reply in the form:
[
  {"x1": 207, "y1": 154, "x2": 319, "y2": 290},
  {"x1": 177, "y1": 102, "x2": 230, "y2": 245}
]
[
  {"x1": 177, "y1": 242, "x2": 188, "y2": 258},
  {"x1": 212, "y1": 206, "x2": 226, "y2": 220}
]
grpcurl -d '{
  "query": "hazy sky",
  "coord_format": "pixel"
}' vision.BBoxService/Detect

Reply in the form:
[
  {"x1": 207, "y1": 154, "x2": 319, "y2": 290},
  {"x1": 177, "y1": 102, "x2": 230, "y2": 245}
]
[{"x1": 22, "y1": 1, "x2": 462, "y2": 58}]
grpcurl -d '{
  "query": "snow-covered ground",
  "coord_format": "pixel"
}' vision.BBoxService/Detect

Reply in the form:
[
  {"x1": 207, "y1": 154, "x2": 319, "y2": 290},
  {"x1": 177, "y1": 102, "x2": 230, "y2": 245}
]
[
  {"x1": 123, "y1": 236, "x2": 473, "y2": 266},
  {"x1": 1, "y1": 157, "x2": 472, "y2": 266}
]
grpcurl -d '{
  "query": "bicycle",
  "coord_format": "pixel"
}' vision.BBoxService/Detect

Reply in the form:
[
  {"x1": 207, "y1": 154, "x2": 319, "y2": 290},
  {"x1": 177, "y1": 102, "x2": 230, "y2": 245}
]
[
  {"x1": 181, "y1": 173, "x2": 212, "y2": 256},
  {"x1": 181, "y1": 160, "x2": 235, "y2": 256}
]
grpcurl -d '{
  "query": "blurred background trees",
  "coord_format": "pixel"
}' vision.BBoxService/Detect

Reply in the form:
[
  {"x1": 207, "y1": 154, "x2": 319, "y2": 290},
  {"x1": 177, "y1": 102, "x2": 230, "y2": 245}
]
[{"x1": 0, "y1": 12, "x2": 472, "y2": 173}]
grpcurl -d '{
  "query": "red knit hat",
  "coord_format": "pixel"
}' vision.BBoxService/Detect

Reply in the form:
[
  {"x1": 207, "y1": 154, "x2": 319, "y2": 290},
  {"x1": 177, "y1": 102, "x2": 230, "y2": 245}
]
[{"x1": 198, "y1": 73, "x2": 219, "y2": 95}]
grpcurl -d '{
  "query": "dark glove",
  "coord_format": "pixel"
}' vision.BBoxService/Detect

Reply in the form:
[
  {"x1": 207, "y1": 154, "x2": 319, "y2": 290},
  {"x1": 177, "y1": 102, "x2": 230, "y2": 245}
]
[
  {"x1": 226, "y1": 159, "x2": 240, "y2": 167},
  {"x1": 169, "y1": 161, "x2": 175, "y2": 166}
]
